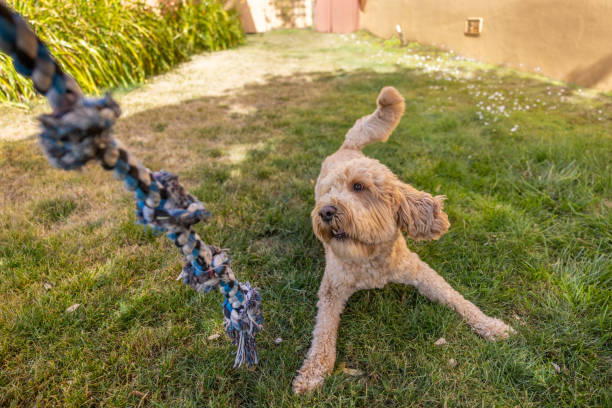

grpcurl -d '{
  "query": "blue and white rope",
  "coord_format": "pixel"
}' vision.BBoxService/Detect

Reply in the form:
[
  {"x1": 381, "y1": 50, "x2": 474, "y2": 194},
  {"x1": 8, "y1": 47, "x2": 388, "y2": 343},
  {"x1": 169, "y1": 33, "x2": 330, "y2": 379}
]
[{"x1": 0, "y1": 2, "x2": 262, "y2": 367}]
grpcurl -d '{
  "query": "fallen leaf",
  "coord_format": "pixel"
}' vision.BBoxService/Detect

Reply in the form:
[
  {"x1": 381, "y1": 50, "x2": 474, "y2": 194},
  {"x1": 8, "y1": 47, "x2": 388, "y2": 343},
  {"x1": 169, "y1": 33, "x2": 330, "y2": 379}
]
[
  {"x1": 342, "y1": 367, "x2": 364, "y2": 376},
  {"x1": 43, "y1": 282, "x2": 53, "y2": 290},
  {"x1": 130, "y1": 391, "x2": 148, "y2": 408},
  {"x1": 551, "y1": 362, "x2": 561, "y2": 373},
  {"x1": 512, "y1": 313, "x2": 526, "y2": 325},
  {"x1": 448, "y1": 358, "x2": 457, "y2": 368},
  {"x1": 66, "y1": 303, "x2": 81, "y2": 313},
  {"x1": 207, "y1": 333, "x2": 221, "y2": 341},
  {"x1": 434, "y1": 337, "x2": 447, "y2": 346}
]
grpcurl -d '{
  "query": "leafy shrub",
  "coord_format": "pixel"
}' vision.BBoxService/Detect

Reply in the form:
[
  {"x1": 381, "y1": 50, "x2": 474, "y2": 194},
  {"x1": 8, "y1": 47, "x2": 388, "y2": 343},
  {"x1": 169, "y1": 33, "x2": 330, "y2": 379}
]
[{"x1": 0, "y1": 0, "x2": 244, "y2": 104}]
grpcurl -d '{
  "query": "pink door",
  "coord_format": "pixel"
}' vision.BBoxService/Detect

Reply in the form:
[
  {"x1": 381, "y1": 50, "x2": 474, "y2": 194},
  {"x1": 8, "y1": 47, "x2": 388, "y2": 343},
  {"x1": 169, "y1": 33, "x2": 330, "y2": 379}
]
[{"x1": 315, "y1": 0, "x2": 359, "y2": 33}]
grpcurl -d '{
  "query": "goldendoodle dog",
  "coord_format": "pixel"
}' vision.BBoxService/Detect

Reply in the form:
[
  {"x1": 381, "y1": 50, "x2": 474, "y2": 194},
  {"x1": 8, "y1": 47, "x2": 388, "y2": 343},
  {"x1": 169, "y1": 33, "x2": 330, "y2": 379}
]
[{"x1": 293, "y1": 86, "x2": 515, "y2": 393}]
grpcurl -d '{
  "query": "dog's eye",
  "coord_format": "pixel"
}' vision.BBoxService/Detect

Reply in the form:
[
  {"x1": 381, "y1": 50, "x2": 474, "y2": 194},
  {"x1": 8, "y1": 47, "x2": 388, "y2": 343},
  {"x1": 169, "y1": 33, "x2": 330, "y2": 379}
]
[{"x1": 353, "y1": 182, "x2": 364, "y2": 192}]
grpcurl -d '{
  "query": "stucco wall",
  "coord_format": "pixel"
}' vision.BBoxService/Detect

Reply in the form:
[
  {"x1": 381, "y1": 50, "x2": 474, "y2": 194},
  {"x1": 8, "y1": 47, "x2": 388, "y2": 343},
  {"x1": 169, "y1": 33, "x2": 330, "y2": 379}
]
[
  {"x1": 231, "y1": 0, "x2": 313, "y2": 33},
  {"x1": 360, "y1": 0, "x2": 612, "y2": 91}
]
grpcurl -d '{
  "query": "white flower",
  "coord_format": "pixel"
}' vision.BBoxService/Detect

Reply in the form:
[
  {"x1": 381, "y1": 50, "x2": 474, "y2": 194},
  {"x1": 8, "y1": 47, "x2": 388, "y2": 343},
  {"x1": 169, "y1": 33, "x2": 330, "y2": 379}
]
[{"x1": 510, "y1": 125, "x2": 519, "y2": 132}]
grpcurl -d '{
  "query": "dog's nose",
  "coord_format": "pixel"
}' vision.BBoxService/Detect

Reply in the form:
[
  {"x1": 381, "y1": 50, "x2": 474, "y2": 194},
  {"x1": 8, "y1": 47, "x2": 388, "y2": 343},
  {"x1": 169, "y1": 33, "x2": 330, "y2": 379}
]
[{"x1": 319, "y1": 205, "x2": 337, "y2": 223}]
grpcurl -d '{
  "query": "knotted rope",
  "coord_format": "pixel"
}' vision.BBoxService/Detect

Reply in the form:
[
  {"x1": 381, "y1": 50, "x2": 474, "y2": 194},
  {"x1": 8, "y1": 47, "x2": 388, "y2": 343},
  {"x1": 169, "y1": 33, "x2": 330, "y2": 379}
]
[{"x1": 0, "y1": 2, "x2": 262, "y2": 367}]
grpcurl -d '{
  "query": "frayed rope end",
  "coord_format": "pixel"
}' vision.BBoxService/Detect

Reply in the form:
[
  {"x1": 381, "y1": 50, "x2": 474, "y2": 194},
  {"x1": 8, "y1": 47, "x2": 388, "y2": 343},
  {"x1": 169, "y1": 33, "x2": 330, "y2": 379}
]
[{"x1": 224, "y1": 283, "x2": 263, "y2": 367}]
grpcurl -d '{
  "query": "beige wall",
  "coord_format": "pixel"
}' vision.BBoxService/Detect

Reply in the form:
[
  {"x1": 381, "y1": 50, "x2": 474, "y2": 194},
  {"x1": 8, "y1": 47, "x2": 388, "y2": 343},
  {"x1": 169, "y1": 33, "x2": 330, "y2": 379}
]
[
  {"x1": 231, "y1": 0, "x2": 313, "y2": 33},
  {"x1": 360, "y1": 0, "x2": 612, "y2": 91}
]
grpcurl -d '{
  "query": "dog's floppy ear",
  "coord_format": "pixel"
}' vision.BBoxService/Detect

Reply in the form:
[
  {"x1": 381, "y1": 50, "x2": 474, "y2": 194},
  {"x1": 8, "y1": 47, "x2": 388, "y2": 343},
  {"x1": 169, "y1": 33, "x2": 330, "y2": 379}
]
[{"x1": 395, "y1": 182, "x2": 450, "y2": 240}]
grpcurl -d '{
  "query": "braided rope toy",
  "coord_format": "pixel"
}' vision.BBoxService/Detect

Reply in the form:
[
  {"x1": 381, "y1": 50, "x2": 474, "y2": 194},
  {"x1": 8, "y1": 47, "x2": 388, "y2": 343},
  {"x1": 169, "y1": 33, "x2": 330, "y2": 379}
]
[{"x1": 0, "y1": 2, "x2": 262, "y2": 367}]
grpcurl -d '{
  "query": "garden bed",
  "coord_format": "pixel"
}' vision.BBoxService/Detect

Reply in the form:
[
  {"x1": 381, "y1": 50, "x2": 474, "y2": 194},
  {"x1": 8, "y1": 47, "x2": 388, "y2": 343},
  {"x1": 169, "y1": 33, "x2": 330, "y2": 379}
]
[{"x1": 0, "y1": 0, "x2": 243, "y2": 104}]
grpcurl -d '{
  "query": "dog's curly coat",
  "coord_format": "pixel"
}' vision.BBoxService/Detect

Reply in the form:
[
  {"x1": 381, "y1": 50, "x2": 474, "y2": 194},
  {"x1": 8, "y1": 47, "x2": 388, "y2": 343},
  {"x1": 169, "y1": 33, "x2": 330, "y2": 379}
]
[{"x1": 293, "y1": 86, "x2": 515, "y2": 393}]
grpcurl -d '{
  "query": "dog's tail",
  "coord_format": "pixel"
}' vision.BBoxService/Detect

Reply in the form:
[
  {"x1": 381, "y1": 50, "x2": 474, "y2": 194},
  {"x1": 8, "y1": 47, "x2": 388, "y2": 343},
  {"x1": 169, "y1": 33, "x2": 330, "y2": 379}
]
[{"x1": 341, "y1": 86, "x2": 405, "y2": 151}]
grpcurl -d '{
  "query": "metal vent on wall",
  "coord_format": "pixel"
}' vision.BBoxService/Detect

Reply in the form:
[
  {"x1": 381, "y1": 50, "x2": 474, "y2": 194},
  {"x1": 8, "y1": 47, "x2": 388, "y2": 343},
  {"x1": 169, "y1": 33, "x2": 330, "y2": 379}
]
[{"x1": 465, "y1": 17, "x2": 483, "y2": 36}]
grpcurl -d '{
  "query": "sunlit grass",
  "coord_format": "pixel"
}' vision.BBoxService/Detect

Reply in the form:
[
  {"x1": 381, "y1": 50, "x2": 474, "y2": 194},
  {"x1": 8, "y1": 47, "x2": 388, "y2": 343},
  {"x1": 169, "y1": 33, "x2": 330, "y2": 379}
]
[{"x1": 0, "y1": 30, "x2": 610, "y2": 407}]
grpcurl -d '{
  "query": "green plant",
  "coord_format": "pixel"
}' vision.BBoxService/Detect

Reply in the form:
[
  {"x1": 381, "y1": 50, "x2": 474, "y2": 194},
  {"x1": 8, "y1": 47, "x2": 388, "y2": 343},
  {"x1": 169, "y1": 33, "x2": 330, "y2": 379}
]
[{"x1": 0, "y1": 0, "x2": 244, "y2": 104}]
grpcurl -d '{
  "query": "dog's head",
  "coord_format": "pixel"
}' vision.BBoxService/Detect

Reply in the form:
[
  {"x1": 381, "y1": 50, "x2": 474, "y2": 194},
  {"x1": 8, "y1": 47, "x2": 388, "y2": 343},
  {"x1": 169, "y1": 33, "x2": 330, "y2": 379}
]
[
  {"x1": 311, "y1": 87, "x2": 450, "y2": 259},
  {"x1": 312, "y1": 157, "x2": 449, "y2": 259}
]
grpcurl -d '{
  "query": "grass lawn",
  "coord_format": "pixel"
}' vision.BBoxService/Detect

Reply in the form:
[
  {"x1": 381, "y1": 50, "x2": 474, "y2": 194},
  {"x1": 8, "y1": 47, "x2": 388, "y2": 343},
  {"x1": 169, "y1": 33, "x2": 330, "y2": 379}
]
[{"x1": 1, "y1": 30, "x2": 610, "y2": 407}]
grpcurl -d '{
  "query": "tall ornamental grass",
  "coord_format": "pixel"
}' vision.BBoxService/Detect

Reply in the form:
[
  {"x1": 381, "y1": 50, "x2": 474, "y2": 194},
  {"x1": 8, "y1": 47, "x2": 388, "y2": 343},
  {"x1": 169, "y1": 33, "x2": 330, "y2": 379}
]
[{"x1": 0, "y1": 0, "x2": 244, "y2": 104}]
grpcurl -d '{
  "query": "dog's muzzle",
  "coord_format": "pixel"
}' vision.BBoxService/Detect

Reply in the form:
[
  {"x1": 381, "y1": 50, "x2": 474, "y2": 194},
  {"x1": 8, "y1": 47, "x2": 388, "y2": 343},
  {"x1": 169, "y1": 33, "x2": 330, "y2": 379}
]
[
  {"x1": 318, "y1": 205, "x2": 348, "y2": 240},
  {"x1": 318, "y1": 205, "x2": 336, "y2": 223}
]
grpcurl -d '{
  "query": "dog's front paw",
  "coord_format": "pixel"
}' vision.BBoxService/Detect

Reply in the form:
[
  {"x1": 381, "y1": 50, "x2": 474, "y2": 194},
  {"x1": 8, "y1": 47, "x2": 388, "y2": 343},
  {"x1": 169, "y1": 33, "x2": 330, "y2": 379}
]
[
  {"x1": 473, "y1": 316, "x2": 516, "y2": 340},
  {"x1": 293, "y1": 371, "x2": 325, "y2": 394},
  {"x1": 293, "y1": 360, "x2": 330, "y2": 394}
]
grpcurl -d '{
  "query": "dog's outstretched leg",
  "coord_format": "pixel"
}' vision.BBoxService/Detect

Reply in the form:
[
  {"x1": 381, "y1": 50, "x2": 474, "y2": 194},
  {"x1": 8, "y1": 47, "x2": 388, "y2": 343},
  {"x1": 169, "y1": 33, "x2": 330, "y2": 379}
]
[
  {"x1": 293, "y1": 273, "x2": 354, "y2": 394},
  {"x1": 394, "y1": 254, "x2": 515, "y2": 340}
]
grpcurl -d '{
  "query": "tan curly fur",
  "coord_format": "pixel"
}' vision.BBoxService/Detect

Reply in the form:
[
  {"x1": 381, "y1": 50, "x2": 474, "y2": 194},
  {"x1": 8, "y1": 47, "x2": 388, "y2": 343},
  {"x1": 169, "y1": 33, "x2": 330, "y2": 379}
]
[{"x1": 293, "y1": 87, "x2": 515, "y2": 394}]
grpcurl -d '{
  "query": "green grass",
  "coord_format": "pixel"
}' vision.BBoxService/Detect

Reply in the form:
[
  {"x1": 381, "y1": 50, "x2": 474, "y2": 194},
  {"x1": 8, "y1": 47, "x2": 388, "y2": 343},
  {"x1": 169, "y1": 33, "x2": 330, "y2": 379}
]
[
  {"x1": 1, "y1": 30, "x2": 611, "y2": 407},
  {"x1": 1, "y1": 0, "x2": 243, "y2": 104}
]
